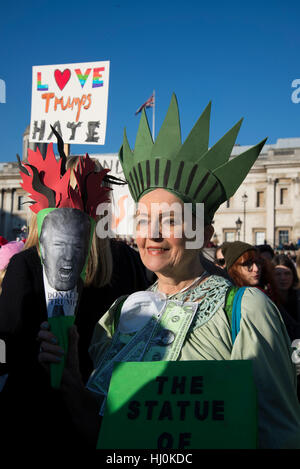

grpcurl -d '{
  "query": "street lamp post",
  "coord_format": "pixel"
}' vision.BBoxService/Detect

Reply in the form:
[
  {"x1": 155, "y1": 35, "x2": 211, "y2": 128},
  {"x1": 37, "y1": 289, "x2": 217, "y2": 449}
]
[
  {"x1": 242, "y1": 193, "x2": 248, "y2": 242},
  {"x1": 235, "y1": 217, "x2": 242, "y2": 241}
]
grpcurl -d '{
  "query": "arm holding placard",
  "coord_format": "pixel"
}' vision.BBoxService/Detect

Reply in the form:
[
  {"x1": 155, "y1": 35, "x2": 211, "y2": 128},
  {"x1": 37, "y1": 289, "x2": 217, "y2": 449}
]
[
  {"x1": 37, "y1": 295, "x2": 127, "y2": 445},
  {"x1": 231, "y1": 287, "x2": 300, "y2": 449},
  {"x1": 38, "y1": 321, "x2": 102, "y2": 446}
]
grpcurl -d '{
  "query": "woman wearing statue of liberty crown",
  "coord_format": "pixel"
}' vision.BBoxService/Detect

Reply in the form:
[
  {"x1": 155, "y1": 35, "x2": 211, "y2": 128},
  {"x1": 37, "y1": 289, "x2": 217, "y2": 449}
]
[{"x1": 38, "y1": 95, "x2": 300, "y2": 449}]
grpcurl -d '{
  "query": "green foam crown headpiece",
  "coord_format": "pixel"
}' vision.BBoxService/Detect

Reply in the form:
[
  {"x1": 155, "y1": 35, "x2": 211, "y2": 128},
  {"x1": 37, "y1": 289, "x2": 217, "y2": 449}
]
[{"x1": 119, "y1": 94, "x2": 267, "y2": 223}]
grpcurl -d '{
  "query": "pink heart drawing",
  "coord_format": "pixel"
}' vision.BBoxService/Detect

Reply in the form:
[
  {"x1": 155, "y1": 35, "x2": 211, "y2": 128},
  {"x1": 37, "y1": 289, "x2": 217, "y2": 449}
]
[{"x1": 54, "y1": 69, "x2": 71, "y2": 91}]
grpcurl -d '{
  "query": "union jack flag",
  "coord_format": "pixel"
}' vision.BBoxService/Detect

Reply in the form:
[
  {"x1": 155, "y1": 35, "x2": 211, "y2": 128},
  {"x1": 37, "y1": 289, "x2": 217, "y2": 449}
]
[{"x1": 135, "y1": 94, "x2": 155, "y2": 115}]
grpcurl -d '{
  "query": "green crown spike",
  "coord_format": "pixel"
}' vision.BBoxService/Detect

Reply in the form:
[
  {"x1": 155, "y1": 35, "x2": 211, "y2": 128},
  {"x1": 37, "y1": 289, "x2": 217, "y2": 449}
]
[
  {"x1": 176, "y1": 101, "x2": 211, "y2": 161},
  {"x1": 134, "y1": 109, "x2": 153, "y2": 161},
  {"x1": 199, "y1": 118, "x2": 243, "y2": 170},
  {"x1": 119, "y1": 129, "x2": 132, "y2": 161},
  {"x1": 118, "y1": 94, "x2": 267, "y2": 223},
  {"x1": 151, "y1": 93, "x2": 181, "y2": 159},
  {"x1": 119, "y1": 128, "x2": 132, "y2": 170},
  {"x1": 213, "y1": 137, "x2": 268, "y2": 198}
]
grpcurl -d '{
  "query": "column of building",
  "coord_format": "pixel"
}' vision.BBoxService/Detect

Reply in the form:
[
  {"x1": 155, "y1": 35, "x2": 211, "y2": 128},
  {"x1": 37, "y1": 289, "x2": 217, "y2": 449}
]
[
  {"x1": 0, "y1": 188, "x2": 16, "y2": 240},
  {"x1": 291, "y1": 176, "x2": 300, "y2": 245},
  {"x1": 0, "y1": 189, "x2": 6, "y2": 236},
  {"x1": 266, "y1": 177, "x2": 276, "y2": 247}
]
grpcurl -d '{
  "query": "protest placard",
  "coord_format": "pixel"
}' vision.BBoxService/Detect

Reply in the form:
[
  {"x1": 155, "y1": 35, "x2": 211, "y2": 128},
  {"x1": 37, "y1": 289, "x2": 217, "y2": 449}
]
[
  {"x1": 98, "y1": 360, "x2": 257, "y2": 449},
  {"x1": 96, "y1": 155, "x2": 135, "y2": 237},
  {"x1": 30, "y1": 61, "x2": 110, "y2": 144}
]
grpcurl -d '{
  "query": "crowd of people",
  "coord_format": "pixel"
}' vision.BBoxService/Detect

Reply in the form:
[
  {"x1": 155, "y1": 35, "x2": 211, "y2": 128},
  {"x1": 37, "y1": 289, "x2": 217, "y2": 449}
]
[
  {"x1": 1, "y1": 95, "x2": 300, "y2": 450},
  {"x1": 213, "y1": 242, "x2": 300, "y2": 343},
  {"x1": 213, "y1": 240, "x2": 300, "y2": 404}
]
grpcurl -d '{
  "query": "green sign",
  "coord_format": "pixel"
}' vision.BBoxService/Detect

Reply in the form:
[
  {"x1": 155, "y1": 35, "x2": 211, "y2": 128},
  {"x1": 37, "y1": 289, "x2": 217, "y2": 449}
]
[{"x1": 97, "y1": 360, "x2": 257, "y2": 449}]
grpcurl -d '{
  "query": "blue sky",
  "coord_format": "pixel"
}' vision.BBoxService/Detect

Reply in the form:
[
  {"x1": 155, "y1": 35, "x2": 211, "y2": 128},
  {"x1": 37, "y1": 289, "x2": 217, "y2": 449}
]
[{"x1": 0, "y1": 0, "x2": 299, "y2": 163}]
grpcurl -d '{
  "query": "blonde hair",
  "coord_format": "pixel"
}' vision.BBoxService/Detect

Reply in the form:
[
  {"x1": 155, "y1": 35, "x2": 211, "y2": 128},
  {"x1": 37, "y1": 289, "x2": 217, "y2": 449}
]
[
  {"x1": 24, "y1": 155, "x2": 113, "y2": 287},
  {"x1": 0, "y1": 268, "x2": 7, "y2": 295},
  {"x1": 24, "y1": 212, "x2": 38, "y2": 249}
]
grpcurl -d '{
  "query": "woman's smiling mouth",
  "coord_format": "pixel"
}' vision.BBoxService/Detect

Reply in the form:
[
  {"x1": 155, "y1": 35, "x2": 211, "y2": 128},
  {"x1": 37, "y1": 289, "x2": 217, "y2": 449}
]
[{"x1": 147, "y1": 247, "x2": 169, "y2": 255}]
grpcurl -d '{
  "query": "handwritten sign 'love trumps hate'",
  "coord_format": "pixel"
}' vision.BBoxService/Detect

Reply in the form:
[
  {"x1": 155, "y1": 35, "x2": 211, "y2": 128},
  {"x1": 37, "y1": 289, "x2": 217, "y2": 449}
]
[{"x1": 30, "y1": 61, "x2": 110, "y2": 145}]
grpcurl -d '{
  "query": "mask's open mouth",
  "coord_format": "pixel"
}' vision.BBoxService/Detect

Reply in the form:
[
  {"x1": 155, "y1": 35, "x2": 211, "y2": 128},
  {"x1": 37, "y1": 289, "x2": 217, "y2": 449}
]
[{"x1": 59, "y1": 267, "x2": 72, "y2": 280}]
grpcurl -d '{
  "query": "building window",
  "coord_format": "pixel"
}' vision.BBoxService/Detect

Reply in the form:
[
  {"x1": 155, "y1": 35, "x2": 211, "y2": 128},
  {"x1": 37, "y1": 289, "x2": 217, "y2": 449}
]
[
  {"x1": 255, "y1": 231, "x2": 265, "y2": 245},
  {"x1": 17, "y1": 196, "x2": 24, "y2": 211},
  {"x1": 256, "y1": 191, "x2": 265, "y2": 207},
  {"x1": 226, "y1": 198, "x2": 231, "y2": 208},
  {"x1": 224, "y1": 231, "x2": 235, "y2": 242},
  {"x1": 280, "y1": 188, "x2": 288, "y2": 205},
  {"x1": 279, "y1": 230, "x2": 289, "y2": 245}
]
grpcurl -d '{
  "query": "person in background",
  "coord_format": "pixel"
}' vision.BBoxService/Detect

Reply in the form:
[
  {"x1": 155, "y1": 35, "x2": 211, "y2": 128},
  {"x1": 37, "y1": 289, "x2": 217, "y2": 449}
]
[
  {"x1": 286, "y1": 251, "x2": 297, "y2": 265},
  {"x1": 0, "y1": 241, "x2": 24, "y2": 294},
  {"x1": 222, "y1": 241, "x2": 278, "y2": 303},
  {"x1": 0, "y1": 240, "x2": 24, "y2": 394},
  {"x1": 272, "y1": 253, "x2": 300, "y2": 402},
  {"x1": 257, "y1": 244, "x2": 274, "y2": 262},
  {"x1": 200, "y1": 249, "x2": 230, "y2": 281},
  {"x1": 0, "y1": 236, "x2": 8, "y2": 248},
  {"x1": 272, "y1": 254, "x2": 300, "y2": 342},
  {"x1": 222, "y1": 241, "x2": 263, "y2": 287},
  {"x1": 214, "y1": 244, "x2": 226, "y2": 269}
]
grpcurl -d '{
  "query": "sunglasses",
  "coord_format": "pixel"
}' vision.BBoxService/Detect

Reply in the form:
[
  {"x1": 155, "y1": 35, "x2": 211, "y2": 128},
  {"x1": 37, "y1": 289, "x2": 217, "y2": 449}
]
[
  {"x1": 238, "y1": 259, "x2": 263, "y2": 271},
  {"x1": 216, "y1": 258, "x2": 225, "y2": 266}
]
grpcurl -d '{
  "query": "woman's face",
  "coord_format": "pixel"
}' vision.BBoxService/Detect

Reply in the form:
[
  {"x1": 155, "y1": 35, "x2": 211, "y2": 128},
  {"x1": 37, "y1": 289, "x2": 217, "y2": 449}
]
[
  {"x1": 135, "y1": 189, "x2": 210, "y2": 277},
  {"x1": 237, "y1": 256, "x2": 262, "y2": 286},
  {"x1": 274, "y1": 265, "x2": 294, "y2": 291}
]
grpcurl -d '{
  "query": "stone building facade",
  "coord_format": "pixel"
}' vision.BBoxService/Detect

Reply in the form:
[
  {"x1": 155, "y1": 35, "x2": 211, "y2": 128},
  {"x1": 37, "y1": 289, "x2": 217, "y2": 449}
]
[
  {"x1": 212, "y1": 138, "x2": 300, "y2": 248},
  {"x1": 0, "y1": 126, "x2": 45, "y2": 240},
  {"x1": 0, "y1": 128, "x2": 300, "y2": 247},
  {"x1": 0, "y1": 162, "x2": 28, "y2": 240}
]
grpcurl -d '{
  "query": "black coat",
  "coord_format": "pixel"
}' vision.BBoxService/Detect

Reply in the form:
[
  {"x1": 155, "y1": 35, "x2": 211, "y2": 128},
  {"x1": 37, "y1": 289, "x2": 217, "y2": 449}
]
[
  {"x1": 0, "y1": 240, "x2": 150, "y2": 448},
  {"x1": 277, "y1": 288, "x2": 300, "y2": 342}
]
